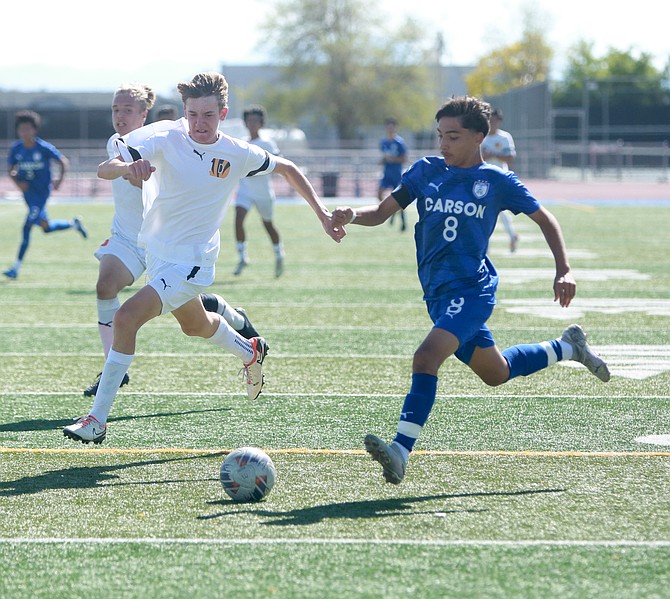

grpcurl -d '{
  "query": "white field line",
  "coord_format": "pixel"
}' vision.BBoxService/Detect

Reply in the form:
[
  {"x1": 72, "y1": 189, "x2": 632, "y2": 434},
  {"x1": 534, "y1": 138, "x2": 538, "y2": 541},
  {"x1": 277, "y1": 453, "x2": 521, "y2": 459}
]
[{"x1": 1, "y1": 538, "x2": 669, "y2": 548}]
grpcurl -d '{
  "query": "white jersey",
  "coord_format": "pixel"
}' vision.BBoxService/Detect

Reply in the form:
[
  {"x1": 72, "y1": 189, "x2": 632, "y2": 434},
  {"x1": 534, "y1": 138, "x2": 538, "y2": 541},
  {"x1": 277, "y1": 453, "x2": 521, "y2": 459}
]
[
  {"x1": 236, "y1": 135, "x2": 279, "y2": 202},
  {"x1": 106, "y1": 133, "x2": 143, "y2": 243},
  {"x1": 481, "y1": 129, "x2": 516, "y2": 171},
  {"x1": 119, "y1": 118, "x2": 276, "y2": 266}
]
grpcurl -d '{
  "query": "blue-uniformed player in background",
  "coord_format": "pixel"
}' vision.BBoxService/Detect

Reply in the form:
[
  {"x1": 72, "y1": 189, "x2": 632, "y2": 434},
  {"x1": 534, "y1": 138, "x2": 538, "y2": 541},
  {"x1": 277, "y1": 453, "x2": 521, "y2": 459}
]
[
  {"x1": 333, "y1": 96, "x2": 611, "y2": 485},
  {"x1": 378, "y1": 117, "x2": 408, "y2": 231},
  {"x1": 4, "y1": 110, "x2": 87, "y2": 279}
]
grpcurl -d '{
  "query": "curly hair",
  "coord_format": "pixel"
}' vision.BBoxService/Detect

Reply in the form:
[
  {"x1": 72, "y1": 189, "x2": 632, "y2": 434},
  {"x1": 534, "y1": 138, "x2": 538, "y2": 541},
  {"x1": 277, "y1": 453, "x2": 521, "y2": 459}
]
[{"x1": 113, "y1": 83, "x2": 156, "y2": 112}]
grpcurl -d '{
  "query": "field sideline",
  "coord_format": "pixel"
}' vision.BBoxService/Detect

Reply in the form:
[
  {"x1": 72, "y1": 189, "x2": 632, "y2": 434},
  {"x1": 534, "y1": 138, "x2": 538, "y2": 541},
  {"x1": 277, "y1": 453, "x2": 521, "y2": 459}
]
[{"x1": 1, "y1": 197, "x2": 669, "y2": 598}]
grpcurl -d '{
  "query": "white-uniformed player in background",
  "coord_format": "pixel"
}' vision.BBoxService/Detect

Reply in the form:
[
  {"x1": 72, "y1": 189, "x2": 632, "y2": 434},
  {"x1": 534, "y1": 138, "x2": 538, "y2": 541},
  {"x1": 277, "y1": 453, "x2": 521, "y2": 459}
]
[
  {"x1": 481, "y1": 108, "x2": 520, "y2": 252},
  {"x1": 84, "y1": 84, "x2": 258, "y2": 398},
  {"x1": 233, "y1": 105, "x2": 285, "y2": 277},
  {"x1": 66, "y1": 72, "x2": 345, "y2": 444}
]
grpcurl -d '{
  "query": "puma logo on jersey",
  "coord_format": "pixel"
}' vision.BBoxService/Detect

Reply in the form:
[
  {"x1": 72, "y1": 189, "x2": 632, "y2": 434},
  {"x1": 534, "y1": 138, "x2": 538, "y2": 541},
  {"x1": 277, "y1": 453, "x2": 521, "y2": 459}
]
[
  {"x1": 193, "y1": 149, "x2": 205, "y2": 160},
  {"x1": 160, "y1": 278, "x2": 171, "y2": 290},
  {"x1": 428, "y1": 182, "x2": 443, "y2": 192}
]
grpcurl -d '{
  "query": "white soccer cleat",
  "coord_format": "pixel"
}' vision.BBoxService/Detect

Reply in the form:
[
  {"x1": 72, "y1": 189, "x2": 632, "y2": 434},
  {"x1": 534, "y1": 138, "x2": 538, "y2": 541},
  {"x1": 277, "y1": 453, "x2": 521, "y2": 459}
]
[
  {"x1": 63, "y1": 414, "x2": 107, "y2": 444},
  {"x1": 364, "y1": 434, "x2": 407, "y2": 484},
  {"x1": 243, "y1": 337, "x2": 268, "y2": 399},
  {"x1": 561, "y1": 324, "x2": 611, "y2": 382}
]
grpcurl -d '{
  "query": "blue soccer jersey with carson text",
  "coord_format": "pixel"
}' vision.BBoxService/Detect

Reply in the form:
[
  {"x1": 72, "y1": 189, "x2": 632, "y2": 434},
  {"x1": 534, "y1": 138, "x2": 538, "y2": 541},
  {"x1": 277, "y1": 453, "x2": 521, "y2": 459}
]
[
  {"x1": 392, "y1": 157, "x2": 541, "y2": 300},
  {"x1": 7, "y1": 137, "x2": 62, "y2": 199}
]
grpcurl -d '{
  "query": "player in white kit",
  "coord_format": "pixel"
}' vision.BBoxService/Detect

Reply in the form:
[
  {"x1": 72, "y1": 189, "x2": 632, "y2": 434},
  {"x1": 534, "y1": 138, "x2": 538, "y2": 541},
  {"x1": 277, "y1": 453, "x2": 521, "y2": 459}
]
[
  {"x1": 65, "y1": 72, "x2": 345, "y2": 444},
  {"x1": 84, "y1": 83, "x2": 259, "y2": 398}
]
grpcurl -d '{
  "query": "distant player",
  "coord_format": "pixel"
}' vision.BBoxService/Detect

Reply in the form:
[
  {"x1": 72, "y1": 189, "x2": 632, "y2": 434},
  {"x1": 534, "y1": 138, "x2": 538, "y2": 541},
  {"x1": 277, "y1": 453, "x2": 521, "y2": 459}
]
[
  {"x1": 481, "y1": 108, "x2": 519, "y2": 252},
  {"x1": 64, "y1": 71, "x2": 344, "y2": 445},
  {"x1": 233, "y1": 105, "x2": 285, "y2": 278},
  {"x1": 378, "y1": 117, "x2": 408, "y2": 231},
  {"x1": 333, "y1": 96, "x2": 610, "y2": 485},
  {"x1": 4, "y1": 110, "x2": 87, "y2": 279}
]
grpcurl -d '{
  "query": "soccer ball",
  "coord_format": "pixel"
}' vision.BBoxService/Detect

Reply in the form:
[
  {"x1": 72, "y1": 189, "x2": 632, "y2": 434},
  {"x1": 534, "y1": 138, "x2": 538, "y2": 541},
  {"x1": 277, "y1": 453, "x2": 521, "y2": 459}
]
[{"x1": 220, "y1": 447, "x2": 276, "y2": 502}]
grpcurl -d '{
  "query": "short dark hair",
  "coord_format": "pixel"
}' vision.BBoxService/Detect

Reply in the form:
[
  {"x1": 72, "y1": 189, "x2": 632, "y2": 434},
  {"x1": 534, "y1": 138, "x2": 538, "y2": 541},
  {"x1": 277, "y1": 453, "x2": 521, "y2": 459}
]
[
  {"x1": 435, "y1": 96, "x2": 491, "y2": 136},
  {"x1": 156, "y1": 104, "x2": 178, "y2": 119},
  {"x1": 384, "y1": 117, "x2": 398, "y2": 126},
  {"x1": 491, "y1": 108, "x2": 503, "y2": 120},
  {"x1": 15, "y1": 110, "x2": 41, "y2": 131},
  {"x1": 243, "y1": 105, "x2": 266, "y2": 125},
  {"x1": 177, "y1": 72, "x2": 228, "y2": 110}
]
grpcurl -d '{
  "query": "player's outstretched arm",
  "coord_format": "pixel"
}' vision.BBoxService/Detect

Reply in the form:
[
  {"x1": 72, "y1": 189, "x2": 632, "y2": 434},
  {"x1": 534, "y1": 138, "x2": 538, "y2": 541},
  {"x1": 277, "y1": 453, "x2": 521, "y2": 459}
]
[
  {"x1": 97, "y1": 157, "x2": 155, "y2": 182},
  {"x1": 528, "y1": 206, "x2": 575, "y2": 307},
  {"x1": 273, "y1": 157, "x2": 345, "y2": 242},
  {"x1": 333, "y1": 195, "x2": 402, "y2": 228}
]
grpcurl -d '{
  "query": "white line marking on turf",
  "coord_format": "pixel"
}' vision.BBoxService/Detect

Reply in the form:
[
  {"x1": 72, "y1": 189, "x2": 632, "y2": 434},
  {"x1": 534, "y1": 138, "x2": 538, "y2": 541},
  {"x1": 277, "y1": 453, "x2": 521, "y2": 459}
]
[
  {"x1": 635, "y1": 435, "x2": 670, "y2": 446},
  {"x1": 1, "y1": 538, "x2": 669, "y2": 548}
]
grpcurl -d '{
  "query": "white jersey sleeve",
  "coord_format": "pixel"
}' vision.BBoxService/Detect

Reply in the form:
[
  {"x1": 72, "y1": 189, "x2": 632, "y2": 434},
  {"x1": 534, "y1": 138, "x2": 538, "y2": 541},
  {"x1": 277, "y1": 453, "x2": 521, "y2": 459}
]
[{"x1": 106, "y1": 133, "x2": 143, "y2": 243}]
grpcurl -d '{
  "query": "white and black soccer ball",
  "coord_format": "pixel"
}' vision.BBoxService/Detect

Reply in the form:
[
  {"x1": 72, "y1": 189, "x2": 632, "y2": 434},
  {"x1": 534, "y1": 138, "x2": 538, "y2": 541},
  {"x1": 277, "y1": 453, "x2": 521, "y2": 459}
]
[{"x1": 220, "y1": 447, "x2": 276, "y2": 502}]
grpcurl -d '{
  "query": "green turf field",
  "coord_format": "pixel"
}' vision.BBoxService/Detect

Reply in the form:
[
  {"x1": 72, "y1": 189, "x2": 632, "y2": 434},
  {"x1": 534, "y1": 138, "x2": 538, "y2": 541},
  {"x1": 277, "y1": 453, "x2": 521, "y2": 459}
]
[{"x1": 1, "y1": 198, "x2": 669, "y2": 598}]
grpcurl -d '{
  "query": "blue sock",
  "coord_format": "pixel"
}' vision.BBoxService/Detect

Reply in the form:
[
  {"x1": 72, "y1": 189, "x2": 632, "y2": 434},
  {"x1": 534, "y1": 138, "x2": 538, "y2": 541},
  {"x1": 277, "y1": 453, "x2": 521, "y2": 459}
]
[
  {"x1": 44, "y1": 219, "x2": 72, "y2": 232},
  {"x1": 393, "y1": 373, "x2": 438, "y2": 453},
  {"x1": 502, "y1": 339, "x2": 563, "y2": 380}
]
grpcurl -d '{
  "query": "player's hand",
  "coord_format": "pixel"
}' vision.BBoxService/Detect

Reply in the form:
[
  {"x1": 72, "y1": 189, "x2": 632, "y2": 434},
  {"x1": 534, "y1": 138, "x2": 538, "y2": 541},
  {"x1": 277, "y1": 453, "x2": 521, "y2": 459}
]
[
  {"x1": 128, "y1": 159, "x2": 155, "y2": 181},
  {"x1": 323, "y1": 214, "x2": 346, "y2": 243},
  {"x1": 332, "y1": 207, "x2": 354, "y2": 228},
  {"x1": 554, "y1": 272, "x2": 576, "y2": 307}
]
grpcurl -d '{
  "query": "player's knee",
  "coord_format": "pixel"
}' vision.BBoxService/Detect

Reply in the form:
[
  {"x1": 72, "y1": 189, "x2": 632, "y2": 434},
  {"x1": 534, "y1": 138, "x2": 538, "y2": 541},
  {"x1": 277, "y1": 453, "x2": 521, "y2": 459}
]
[
  {"x1": 96, "y1": 277, "x2": 118, "y2": 299},
  {"x1": 412, "y1": 347, "x2": 440, "y2": 375}
]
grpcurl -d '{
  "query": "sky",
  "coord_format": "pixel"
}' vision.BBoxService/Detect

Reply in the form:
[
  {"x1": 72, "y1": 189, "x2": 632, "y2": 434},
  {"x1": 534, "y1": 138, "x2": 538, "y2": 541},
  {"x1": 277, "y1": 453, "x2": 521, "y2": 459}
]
[{"x1": 1, "y1": 0, "x2": 667, "y2": 97}]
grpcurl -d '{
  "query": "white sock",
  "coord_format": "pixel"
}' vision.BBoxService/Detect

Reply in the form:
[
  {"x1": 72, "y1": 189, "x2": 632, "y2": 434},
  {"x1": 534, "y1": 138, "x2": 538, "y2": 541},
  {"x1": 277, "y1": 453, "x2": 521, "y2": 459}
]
[
  {"x1": 97, "y1": 297, "x2": 120, "y2": 358},
  {"x1": 89, "y1": 349, "x2": 134, "y2": 425},
  {"x1": 208, "y1": 315, "x2": 254, "y2": 363},
  {"x1": 236, "y1": 241, "x2": 248, "y2": 262},
  {"x1": 558, "y1": 338, "x2": 573, "y2": 361},
  {"x1": 273, "y1": 243, "x2": 284, "y2": 258},
  {"x1": 210, "y1": 294, "x2": 244, "y2": 330}
]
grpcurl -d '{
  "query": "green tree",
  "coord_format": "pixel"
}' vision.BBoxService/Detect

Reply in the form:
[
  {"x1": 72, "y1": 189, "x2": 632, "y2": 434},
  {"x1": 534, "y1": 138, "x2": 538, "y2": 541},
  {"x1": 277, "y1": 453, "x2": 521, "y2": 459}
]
[
  {"x1": 258, "y1": 0, "x2": 436, "y2": 144},
  {"x1": 553, "y1": 41, "x2": 669, "y2": 108},
  {"x1": 465, "y1": 13, "x2": 553, "y2": 97}
]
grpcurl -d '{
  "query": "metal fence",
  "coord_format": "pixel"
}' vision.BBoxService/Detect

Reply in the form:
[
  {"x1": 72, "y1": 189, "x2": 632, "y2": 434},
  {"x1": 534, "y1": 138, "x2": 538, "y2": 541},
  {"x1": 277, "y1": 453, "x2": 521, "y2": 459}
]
[{"x1": 2, "y1": 140, "x2": 669, "y2": 202}]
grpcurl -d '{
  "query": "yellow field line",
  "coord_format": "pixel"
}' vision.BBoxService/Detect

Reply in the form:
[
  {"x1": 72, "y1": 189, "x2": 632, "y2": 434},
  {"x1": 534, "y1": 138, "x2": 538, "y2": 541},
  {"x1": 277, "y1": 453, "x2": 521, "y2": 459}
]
[{"x1": 2, "y1": 447, "x2": 670, "y2": 457}]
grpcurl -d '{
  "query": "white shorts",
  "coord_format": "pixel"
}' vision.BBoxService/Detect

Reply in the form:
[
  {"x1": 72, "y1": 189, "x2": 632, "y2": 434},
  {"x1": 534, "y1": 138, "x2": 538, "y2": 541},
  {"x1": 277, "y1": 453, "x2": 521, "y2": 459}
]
[
  {"x1": 235, "y1": 193, "x2": 275, "y2": 221},
  {"x1": 146, "y1": 255, "x2": 215, "y2": 315},
  {"x1": 95, "y1": 234, "x2": 146, "y2": 282}
]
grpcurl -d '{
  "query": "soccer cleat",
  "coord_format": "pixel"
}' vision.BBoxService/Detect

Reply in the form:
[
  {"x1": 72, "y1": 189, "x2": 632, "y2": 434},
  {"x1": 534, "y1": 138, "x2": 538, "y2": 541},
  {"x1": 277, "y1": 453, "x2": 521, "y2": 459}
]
[
  {"x1": 561, "y1": 324, "x2": 611, "y2": 382},
  {"x1": 3, "y1": 267, "x2": 18, "y2": 280},
  {"x1": 233, "y1": 259, "x2": 248, "y2": 276},
  {"x1": 275, "y1": 256, "x2": 284, "y2": 278},
  {"x1": 83, "y1": 371, "x2": 130, "y2": 397},
  {"x1": 243, "y1": 337, "x2": 268, "y2": 400},
  {"x1": 364, "y1": 434, "x2": 407, "y2": 484},
  {"x1": 73, "y1": 217, "x2": 88, "y2": 239},
  {"x1": 63, "y1": 414, "x2": 107, "y2": 444},
  {"x1": 234, "y1": 307, "x2": 259, "y2": 339}
]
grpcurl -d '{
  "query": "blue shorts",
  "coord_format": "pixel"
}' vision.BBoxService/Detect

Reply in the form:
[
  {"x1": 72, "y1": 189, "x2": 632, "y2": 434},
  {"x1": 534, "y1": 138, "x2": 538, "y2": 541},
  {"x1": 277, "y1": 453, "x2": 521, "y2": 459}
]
[
  {"x1": 26, "y1": 204, "x2": 48, "y2": 225},
  {"x1": 379, "y1": 173, "x2": 401, "y2": 190},
  {"x1": 427, "y1": 291, "x2": 497, "y2": 365}
]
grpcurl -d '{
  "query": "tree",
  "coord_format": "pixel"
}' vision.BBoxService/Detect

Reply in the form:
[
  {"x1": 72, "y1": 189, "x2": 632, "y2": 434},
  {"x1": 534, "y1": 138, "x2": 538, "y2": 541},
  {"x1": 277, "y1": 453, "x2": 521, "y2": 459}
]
[
  {"x1": 552, "y1": 42, "x2": 670, "y2": 142},
  {"x1": 258, "y1": 0, "x2": 436, "y2": 144},
  {"x1": 465, "y1": 10, "x2": 553, "y2": 98}
]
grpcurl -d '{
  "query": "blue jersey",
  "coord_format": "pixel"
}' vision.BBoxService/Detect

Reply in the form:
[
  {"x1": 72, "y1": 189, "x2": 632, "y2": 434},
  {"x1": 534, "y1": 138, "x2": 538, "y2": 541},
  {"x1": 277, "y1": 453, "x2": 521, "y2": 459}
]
[
  {"x1": 380, "y1": 135, "x2": 407, "y2": 184},
  {"x1": 393, "y1": 156, "x2": 540, "y2": 300},
  {"x1": 7, "y1": 137, "x2": 62, "y2": 199}
]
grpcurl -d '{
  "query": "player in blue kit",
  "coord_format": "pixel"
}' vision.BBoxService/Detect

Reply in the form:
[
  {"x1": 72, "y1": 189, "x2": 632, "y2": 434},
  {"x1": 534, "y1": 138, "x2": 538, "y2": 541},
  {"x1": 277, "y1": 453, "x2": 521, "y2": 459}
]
[
  {"x1": 332, "y1": 96, "x2": 610, "y2": 485},
  {"x1": 378, "y1": 117, "x2": 408, "y2": 231},
  {"x1": 4, "y1": 111, "x2": 88, "y2": 279}
]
